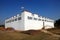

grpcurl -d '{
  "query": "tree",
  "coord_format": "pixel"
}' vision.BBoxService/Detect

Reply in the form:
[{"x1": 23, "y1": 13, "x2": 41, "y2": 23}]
[
  {"x1": 54, "y1": 19, "x2": 60, "y2": 28},
  {"x1": 0, "y1": 25, "x2": 5, "y2": 27}
]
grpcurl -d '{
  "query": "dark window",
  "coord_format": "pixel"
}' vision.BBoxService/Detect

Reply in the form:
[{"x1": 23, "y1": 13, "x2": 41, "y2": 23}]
[
  {"x1": 9, "y1": 20, "x2": 11, "y2": 22},
  {"x1": 18, "y1": 17, "x2": 21, "y2": 20},
  {"x1": 11, "y1": 19, "x2": 14, "y2": 22},
  {"x1": 45, "y1": 20, "x2": 46, "y2": 21},
  {"x1": 15, "y1": 18, "x2": 17, "y2": 21},
  {"x1": 42, "y1": 19, "x2": 44, "y2": 21},
  {"x1": 34, "y1": 18, "x2": 37, "y2": 20},
  {"x1": 38, "y1": 19, "x2": 41, "y2": 21},
  {"x1": 6, "y1": 20, "x2": 11, "y2": 23},
  {"x1": 6, "y1": 21, "x2": 9, "y2": 23},
  {"x1": 28, "y1": 16, "x2": 32, "y2": 19}
]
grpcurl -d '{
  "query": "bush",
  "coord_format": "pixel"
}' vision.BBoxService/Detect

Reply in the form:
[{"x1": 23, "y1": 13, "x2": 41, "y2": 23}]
[
  {"x1": 54, "y1": 19, "x2": 60, "y2": 28},
  {"x1": 0, "y1": 25, "x2": 5, "y2": 27}
]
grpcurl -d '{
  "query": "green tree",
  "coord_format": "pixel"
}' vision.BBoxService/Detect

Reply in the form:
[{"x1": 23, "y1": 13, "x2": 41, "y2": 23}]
[{"x1": 54, "y1": 19, "x2": 60, "y2": 28}]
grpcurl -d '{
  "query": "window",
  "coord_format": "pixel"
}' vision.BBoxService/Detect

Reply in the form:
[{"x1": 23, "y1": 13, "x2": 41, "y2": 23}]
[
  {"x1": 18, "y1": 17, "x2": 21, "y2": 20},
  {"x1": 6, "y1": 20, "x2": 11, "y2": 23},
  {"x1": 42, "y1": 19, "x2": 44, "y2": 21},
  {"x1": 6, "y1": 21, "x2": 9, "y2": 23},
  {"x1": 15, "y1": 18, "x2": 17, "y2": 21},
  {"x1": 11, "y1": 19, "x2": 14, "y2": 22},
  {"x1": 38, "y1": 19, "x2": 41, "y2": 21},
  {"x1": 34, "y1": 18, "x2": 37, "y2": 20},
  {"x1": 28, "y1": 16, "x2": 32, "y2": 19},
  {"x1": 45, "y1": 20, "x2": 46, "y2": 21},
  {"x1": 9, "y1": 20, "x2": 11, "y2": 22}
]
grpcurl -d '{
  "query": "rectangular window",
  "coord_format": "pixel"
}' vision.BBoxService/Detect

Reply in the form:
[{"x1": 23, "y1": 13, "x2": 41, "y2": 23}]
[
  {"x1": 11, "y1": 19, "x2": 14, "y2": 22},
  {"x1": 6, "y1": 20, "x2": 11, "y2": 23},
  {"x1": 6, "y1": 21, "x2": 9, "y2": 23},
  {"x1": 45, "y1": 20, "x2": 46, "y2": 21},
  {"x1": 18, "y1": 17, "x2": 21, "y2": 20},
  {"x1": 42, "y1": 19, "x2": 44, "y2": 21},
  {"x1": 9, "y1": 20, "x2": 11, "y2": 22},
  {"x1": 34, "y1": 18, "x2": 37, "y2": 20},
  {"x1": 28, "y1": 16, "x2": 32, "y2": 20},
  {"x1": 15, "y1": 18, "x2": 17, "y2": 21},
  {"x1": 38, "y1": 19, "x2": 41, "y2": 21}
]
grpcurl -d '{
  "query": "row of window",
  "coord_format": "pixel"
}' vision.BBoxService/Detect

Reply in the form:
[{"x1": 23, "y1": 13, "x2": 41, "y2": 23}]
[
  {"x1": 6, "y1": 17, "x2": 21, "y2": 23},
  {"x1": 28, "y1": 16, "x2": 53, "y2": 22},
  {"x1": 6, "y1": 16, "x2": 53, "y2": 23}
]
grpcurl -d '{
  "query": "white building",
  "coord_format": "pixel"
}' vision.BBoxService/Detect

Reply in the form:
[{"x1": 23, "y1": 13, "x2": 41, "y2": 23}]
[{"x1": 5, "y1": 10, "x2": 54, "y2": 31}]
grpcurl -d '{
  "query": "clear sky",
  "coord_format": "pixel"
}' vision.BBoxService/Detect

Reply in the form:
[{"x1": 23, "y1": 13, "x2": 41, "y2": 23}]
[{"x1": 0, "y1": 0, "x2": 60, "y2": 25}]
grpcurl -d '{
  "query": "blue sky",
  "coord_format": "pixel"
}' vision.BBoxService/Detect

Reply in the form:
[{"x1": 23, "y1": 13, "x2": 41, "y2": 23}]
[{"x1": 0, "y1": 0, "x2": 60, "y2": 25}]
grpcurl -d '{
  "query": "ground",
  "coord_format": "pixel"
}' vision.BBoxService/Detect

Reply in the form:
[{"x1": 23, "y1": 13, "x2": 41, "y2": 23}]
[{"x1": 0, "y1": 27, "x2": 60, "y2": 40}]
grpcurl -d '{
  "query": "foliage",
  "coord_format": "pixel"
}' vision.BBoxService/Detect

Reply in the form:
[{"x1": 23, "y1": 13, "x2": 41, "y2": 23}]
[
  {"x1": 0, "y1": 25, "x2": 4, "y2": 27},
  {"x1": 54, "y1": 19, "x2": 60, "y2": 28}
]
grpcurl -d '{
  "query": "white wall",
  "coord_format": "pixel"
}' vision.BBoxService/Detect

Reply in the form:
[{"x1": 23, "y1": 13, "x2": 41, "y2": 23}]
[
  {"x1": 5, "y1": 12, "x2": 25, "y2": 31},
  {"x1": 5, "y1": 11, "x2": 54, "y2": 31},
  {"x1": 23, "y1": 11, "x2": 54, "y2": 30},
  {"x1": 24, "y1": 11, "x2": 44, "y2": 30},
  {"x1": 44, "y1": 22, "x2": 54, "y2": 29}
]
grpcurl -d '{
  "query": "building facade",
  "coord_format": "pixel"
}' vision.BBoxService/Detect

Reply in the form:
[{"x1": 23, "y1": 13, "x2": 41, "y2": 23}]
[{"x1": 5, "y1": 10, "x2": 54, "y2": 31}]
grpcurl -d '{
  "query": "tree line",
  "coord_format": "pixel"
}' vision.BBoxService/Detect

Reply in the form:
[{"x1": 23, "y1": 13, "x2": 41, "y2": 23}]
[{"x1": 54, "y1": 19, "x2": 60, "y2": 28}]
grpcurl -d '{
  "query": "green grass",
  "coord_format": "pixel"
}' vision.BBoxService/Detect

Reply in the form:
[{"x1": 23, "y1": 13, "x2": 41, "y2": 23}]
[{"x1": 0, "y1": 30, "x2": 60, "y2": 40}]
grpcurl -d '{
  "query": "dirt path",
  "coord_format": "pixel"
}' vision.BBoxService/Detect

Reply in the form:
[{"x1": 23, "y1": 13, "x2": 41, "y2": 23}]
[{"x1": 41, "y1": 29, "x2": 60, "y2": 37}]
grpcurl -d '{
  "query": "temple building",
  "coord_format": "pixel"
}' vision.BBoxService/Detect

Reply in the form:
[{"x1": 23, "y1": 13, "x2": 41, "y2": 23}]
[{"x1": 5, "y1": 10, "x2": 54, "y2": 31}]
